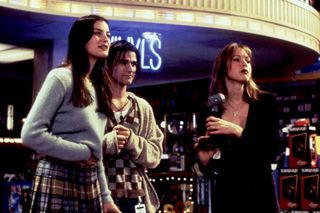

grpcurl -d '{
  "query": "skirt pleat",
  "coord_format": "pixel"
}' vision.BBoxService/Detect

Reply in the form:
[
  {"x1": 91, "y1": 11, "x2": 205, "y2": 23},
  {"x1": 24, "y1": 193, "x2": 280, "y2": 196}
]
[{"x1": 29, "y1": 158, "x2": 102, "y2": 213}]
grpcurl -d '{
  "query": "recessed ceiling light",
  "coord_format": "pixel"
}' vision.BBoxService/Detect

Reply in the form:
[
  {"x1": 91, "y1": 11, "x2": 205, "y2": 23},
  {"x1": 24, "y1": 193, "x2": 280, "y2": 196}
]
[{"x1": 0, "y1": 43, "x2": 34, "y2": 63}]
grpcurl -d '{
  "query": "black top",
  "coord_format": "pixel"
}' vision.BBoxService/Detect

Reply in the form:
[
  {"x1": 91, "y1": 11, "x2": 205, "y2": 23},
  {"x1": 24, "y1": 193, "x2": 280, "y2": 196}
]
[{"x1": 198, "y1": 91, "x2": 280, "y2": 213}]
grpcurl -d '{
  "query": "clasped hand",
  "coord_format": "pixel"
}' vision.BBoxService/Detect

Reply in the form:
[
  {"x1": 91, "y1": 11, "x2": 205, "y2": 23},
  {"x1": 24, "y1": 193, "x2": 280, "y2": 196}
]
[{"x1": 114, "y1": 124, "x2": 131, "y2": 151}]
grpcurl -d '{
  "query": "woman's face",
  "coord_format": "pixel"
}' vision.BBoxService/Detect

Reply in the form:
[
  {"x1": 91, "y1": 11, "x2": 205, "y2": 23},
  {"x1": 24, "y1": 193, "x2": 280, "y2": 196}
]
[
  {"x1": 227, "y1": 47, "x2": 252, "y2": 83},
  {"x1": 85, "y1": 20, "x2": 111, "y2": 66}
]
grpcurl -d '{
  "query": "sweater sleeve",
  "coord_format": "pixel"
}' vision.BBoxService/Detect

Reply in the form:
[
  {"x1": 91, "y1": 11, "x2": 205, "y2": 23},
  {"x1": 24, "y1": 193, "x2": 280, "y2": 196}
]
[
  {"x1": 97, "y1": 161, "x2": 114, "y2": 204},
  {"x1": 21, "y1": 69, "x2": 91, "y2": 161},
  {"x1": 125, "y1": 96, "x2": 164, "y2": 169},
  {"x1": 103, "y1": 130, "x2": 119, "y2": 155}
]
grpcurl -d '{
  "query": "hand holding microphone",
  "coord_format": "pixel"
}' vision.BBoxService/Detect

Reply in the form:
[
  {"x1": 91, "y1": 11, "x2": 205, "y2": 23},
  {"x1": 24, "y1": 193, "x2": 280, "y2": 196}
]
[
  {"x1": 206, "y1": 93, "x2": 243, "y2": 137},
  {"x1": 196, "y1": 93, "x2": 225, "y2": 150},
  {"x1": 197, "y1": 93, "x2": 243, "y2": 150}
]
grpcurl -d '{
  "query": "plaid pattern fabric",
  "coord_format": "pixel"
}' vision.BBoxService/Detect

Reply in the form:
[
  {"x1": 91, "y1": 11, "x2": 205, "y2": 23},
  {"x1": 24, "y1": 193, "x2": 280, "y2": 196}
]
[
  {"x1": 105, "y1": 98, "x2": 145, "y2": 198},
  {"x1": 29, "y1": 158, "x2": 102, "y2": 213}
]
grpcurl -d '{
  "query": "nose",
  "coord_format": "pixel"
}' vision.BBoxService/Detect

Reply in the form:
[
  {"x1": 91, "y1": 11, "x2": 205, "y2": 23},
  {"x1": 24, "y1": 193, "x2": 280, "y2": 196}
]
[
  {"x1": 241, "y1": 58, "x2": 249, "y2": 66},
  {"x1": 126, "y1": 63, "x2": 134, "y2": 72},
  {"x1": 102, "y1": 34, "x2": 110, "y2": 43},
  {"x1": 127, "y1": 63, "x2": 137, "y2": 75}
]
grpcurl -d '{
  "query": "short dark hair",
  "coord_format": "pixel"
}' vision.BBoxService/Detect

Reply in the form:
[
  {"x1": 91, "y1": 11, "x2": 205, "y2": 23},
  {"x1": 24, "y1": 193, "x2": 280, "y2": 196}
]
[{"x1": 107, "y1": 40, "x2": 141, "y2": 73}]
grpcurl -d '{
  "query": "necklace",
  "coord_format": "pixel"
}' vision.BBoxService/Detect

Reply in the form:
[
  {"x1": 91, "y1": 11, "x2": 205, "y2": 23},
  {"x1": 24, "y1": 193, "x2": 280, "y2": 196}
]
[
  {"x1": 85, "y1": 77, "x2": 92, "y2": 85},
  {"x1": 112, "y1": 97, "x2": 130, "y2": 124},
  {"x1": 232, "y1": 110, "x2": 239, "y2": 118},
  {"x1": 226, "y1": 100, "x2": 244, "y2": 118},
  {"x1": 111, "y1": 97, "x2": 129, "y2": 112}
]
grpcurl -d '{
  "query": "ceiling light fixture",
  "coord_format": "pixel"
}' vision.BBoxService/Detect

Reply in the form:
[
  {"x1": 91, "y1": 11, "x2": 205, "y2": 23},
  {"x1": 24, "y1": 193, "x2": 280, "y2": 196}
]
[{"x1": 0, "y1": 43, "x2": 34, "y2": 63}]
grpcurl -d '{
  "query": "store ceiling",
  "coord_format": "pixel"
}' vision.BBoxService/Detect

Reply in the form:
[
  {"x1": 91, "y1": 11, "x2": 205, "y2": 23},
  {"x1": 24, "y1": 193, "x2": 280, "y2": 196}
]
[{"x1": 0, "y1": 6, "x2": 319, "y2": 87}]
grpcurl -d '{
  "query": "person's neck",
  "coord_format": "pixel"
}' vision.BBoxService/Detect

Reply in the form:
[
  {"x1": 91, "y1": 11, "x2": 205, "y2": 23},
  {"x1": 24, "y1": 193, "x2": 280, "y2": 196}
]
[
  {"x1": 85, "y1": 62, "x2": 95, "y2": 83},
  {"x1": 111, "y1": 82, "x2": 128, "y2": 100},
  {"x1": 225, "y1": 81, "x2": 244, "y2": 103}
]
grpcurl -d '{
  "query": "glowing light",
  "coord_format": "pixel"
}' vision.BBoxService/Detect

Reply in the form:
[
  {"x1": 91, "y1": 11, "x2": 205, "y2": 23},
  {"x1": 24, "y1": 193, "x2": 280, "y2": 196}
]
[
  {"x1": 29, "y1": 0, "x2": 46, "y2": 9},
  {"x1": 0, "y1": 137, "x2": 22, "y2": 143},
  {"x1": 157, "y1": 10, "x2": 175, "y2": 21},
  {"x1": 92, "y1": 5, "x2": 113, "y2": 17},
  {"x1": 71, "y1": 3, "x2": 91, "y2": 14},
  {"x1": 114, "y1": 8, "x2": 134, "y2": 18},
  {"x1": 0, "y1": 45, "x2": 34, "y2": 63},
  {"x1": 9, "y1": 0, "x2": 27, "y2": 6},
  {"x1": 248, "y1": 21, "x2": 261, "y2": 31},
  {"x1": 197, "y1": 15, "x2": 214, "y2": 24},
  {"x1": 111, "y1": 32, "x2": 162, "y2": 72},
  {"x1": 215, "y1": 16, "x2": 231, "y2": 26},
  {"x1": 136, "y1": 9, "x2": 155, "y2": 20},
  {"x1": 160, "y1": 120, "x2": 166, "y2": 129},
  {"x1": 142, "y1": 32, "x2": 160, "y2": 40},
  {"x1": 177, "y1": 12, "x2": 194, "y2": 22},
  {"x1": 50, "y1": 1, "x2": 70, "y2": 13},
  {"x1": 233, "y1": 19, "x2": 247, "y2": 29}
]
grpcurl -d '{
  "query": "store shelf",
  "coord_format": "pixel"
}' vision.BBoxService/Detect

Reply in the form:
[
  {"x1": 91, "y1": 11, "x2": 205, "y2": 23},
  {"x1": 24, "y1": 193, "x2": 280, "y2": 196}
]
[{"x1": 261, "y1": 80, "x2": 320, "y2": 135}]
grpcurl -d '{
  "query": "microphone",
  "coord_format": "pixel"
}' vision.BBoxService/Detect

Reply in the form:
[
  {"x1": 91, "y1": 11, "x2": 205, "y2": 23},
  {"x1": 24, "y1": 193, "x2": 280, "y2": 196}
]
[
  {"x1": 197, "y1": 93, "x2": 225, "y2": 150},
  {"x1": 207, "y1": 93, "x2": 225, "y2": 113}
]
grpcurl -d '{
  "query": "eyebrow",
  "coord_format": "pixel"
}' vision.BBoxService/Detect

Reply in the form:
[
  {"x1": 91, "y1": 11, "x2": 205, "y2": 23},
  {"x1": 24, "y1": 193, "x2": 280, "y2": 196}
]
[
  {"x1": 93, "y1": 28, "x2": 110, "y2": 33},
  {"x1": 119, "y1": 59, "x2": 138, "y2": 63},
  {"x1": 233, "y1": 54, "x2": 249, "y2": 58}
]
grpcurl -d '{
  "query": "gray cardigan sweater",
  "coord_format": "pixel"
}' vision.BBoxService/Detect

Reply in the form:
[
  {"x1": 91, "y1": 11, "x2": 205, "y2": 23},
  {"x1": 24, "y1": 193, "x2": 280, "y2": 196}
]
[
  {"x1": 104, "y1": 92, "x2": 164, "y2": 212},
  {"x1": 21, "y1": 67, "x2": 113, "y2": 204}
]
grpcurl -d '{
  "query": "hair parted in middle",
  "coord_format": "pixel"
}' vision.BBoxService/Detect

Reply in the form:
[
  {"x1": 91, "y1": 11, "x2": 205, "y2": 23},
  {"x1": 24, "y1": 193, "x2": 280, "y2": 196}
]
[{"x1": 209, "y1": 42, "x2": 260, "y2": 102}]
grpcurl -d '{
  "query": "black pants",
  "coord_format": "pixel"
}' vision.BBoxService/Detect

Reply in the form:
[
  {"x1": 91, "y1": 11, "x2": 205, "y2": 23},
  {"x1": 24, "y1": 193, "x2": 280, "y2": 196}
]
[{"x1": 114, "y1": 197, "x2": 141, "y2": 213}]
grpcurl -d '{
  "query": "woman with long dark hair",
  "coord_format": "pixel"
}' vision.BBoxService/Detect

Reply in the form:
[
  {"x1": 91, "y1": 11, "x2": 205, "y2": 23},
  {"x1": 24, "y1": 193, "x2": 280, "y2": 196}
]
[{"x1": 21, "y1": 15, "x2": 120, "y2": 213}]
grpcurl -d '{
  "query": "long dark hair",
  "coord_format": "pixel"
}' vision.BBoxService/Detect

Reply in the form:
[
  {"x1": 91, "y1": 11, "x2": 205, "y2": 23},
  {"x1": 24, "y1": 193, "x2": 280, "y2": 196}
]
[
  {"x1": 62, "y1": 14, "x2": 112, "y2": 116},
  {"x1": 209, "y1": 42, "x2": 260, "y2": 102}
]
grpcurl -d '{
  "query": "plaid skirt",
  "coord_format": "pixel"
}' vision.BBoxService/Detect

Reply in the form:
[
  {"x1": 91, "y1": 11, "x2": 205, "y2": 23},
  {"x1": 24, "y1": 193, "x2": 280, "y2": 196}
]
[{"x1": 29, "y1": 158, "x2": 102, "y2": 213}]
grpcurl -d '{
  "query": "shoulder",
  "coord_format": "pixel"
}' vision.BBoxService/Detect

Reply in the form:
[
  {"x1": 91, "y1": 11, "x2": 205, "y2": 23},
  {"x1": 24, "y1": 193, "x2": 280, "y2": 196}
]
[
  {"x1": 257, "y1": 90, "x2": 276, "y2": 103},
  {"x1": 48, "y1": 67, "x2": 72, "y2": 81},
  {"x1": 253, "y1": 90, "x2": 278, "y2": 112},
  {"x1": 128, "y1": 92, "x2": 151, "y2": 107},
  {"x1": 128, "y1": 92, "x2": 155, "y2": 116},
  {"x1": 46, "y1": 67, "x2": 73, "y2": 87}
]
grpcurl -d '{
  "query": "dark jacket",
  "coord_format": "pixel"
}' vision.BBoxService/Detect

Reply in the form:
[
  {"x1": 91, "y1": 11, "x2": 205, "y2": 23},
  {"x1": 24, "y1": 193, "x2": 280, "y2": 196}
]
[{"x1": 198, "y1": 91, "x2": 280, "y2": 213}]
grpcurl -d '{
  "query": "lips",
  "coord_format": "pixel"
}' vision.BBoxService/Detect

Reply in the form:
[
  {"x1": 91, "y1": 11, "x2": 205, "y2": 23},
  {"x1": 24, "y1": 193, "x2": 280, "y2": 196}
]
[
  {"x1": 99, "y1": 45, "x2": 109, "y2": 50},
  {"x1": 241, "y1": 69, "x2": 248, "y2": 74},
  {"x1": 125, "y1": 75, "x2": 135, "y2": 79}
]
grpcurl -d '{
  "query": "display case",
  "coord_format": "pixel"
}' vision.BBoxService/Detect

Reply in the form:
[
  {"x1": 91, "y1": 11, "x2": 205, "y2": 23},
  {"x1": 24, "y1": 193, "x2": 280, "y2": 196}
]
[
  {"x1": 148, "y1": 171, "x2": 209, "y2": 213},
  {"x1": 147, "y1": 111, "x2": 210, "y2": 212}
]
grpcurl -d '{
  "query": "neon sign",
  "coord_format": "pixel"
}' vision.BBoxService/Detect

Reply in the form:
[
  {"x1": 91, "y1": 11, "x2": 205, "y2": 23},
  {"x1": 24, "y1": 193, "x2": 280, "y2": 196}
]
[{"x1": 111, "y1": 32, "x2": 162, "y2": 72}]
